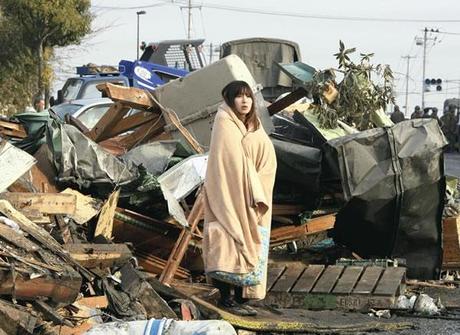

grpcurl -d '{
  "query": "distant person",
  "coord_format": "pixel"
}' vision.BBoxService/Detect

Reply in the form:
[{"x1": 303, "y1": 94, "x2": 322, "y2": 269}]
[
  {"x1": 422, "y1": 108, "x2": 431, "y2": 118},
  {"x1": 390, "y1": 105, "x2": 405, "y2": 123},
  {"x1": 410, "y1": 105, "x2": 423, "y2": 119},
  {"x1": 441, "y1": 105, "x2": 457, "y2": 151},
  {"x1": 33, "y1": 94, "x2": 45, "y2": 112},
  {"x1": 431, "y1": 107, "x2": 442, "y2": 126}
]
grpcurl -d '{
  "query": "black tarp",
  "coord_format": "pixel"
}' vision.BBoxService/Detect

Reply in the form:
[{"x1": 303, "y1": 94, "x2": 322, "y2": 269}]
[
  {"x1": 271, "y1": 137, "x2": 322, "y2": 208},
  {"x1": 325, "y1": 119, "x2": 447, "y2": 279}
]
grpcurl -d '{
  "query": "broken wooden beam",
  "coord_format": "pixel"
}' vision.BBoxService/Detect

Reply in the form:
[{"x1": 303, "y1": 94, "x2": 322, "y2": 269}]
[
  {"x1": 270, "y1": 214, "x2": 335, "y2": 246},
  {"x1": 267, "y1": 87, "x2": 309, "y2": 116},
  {"x1": 135, "y1": 250, "x2": 190, "y2": 280},
  {"x1": 85, "y1": 102, "x2": 131, "y2": 142},
  {"x1": 116, "y1": 116, "x2": 166, "y2": 150},
  {"x1": 0, "y1": 269, "x2": 82, "y2": 304},
  {"x1": 159, "y1": 192, "x2": 204, "y2": 285},
  {"x1": 0, "y1": 200, "x2": 93, "y2": 281},
  {"x1": 442, "y1": 215, "x2": 460, "y2": 270},
  {"x1": 97, "y1": 83, "x2": 160, "y2": 110},
  {"x1": 0, "y1": 120, "x2": 27, "y2": 139},
  {"x1": 102, "y1": 111, "x2": 160, "y2": 139},
  {"x1": 272, "y1": 203, "x2": 307, "y2": 216},
  {"x1": 0, "y1": 192, "x2": 76, "y2": 215},
  {"x1": 65, "y1": 243, "x2": 133, "y2": 269}
]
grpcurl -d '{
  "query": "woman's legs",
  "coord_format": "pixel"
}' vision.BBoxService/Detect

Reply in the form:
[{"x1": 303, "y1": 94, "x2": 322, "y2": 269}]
[{"x1": 213, "y1": 279, "x2": 232, "y2": 304}]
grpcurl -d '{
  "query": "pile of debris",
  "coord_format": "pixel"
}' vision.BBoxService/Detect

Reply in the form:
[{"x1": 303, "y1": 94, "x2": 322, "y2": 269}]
[{"x1": 0, "y1": 53, "x2": 459, "y2": 334}]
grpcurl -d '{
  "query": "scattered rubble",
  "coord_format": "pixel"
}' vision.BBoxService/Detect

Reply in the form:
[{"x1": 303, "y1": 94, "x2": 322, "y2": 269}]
[{"x1": 0, "y1": 50, "x2": 458, "y2": 334}]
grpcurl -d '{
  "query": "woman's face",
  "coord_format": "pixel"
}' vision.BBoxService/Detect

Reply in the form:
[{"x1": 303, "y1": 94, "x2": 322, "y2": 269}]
[{"x1": 234, "y1": 92, "x2": 253, "y2": 116}]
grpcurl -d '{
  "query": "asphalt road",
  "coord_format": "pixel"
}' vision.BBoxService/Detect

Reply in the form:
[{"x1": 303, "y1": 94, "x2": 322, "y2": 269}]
[{"x1": 445, "y1": 152, "x2": 460, "y2": 179}]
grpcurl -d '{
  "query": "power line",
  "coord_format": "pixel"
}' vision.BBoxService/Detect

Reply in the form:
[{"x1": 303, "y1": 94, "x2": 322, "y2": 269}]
[
  {"x1": 196, "y1": 2, "x2": 460, "y2": 23},
  {"x1": 93, "y1": 3, "x2": 166, "y2": 10},
  {"x1": 93, "y1": 1, "x2": 460, "y2": 23}
]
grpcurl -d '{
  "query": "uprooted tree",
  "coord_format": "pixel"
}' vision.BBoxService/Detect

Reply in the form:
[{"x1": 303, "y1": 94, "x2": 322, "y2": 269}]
[
  {"x1": 0, "y1": 0, "x2": 92, "y2": 113},
  {"x1": 308, "y1": 41, "x2": 395, "y2": 130}
]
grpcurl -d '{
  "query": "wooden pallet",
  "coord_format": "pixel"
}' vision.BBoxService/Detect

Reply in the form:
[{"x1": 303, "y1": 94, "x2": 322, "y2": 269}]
[{"x1": 264, "y1": 264, "x2": 406, "y2": 311}]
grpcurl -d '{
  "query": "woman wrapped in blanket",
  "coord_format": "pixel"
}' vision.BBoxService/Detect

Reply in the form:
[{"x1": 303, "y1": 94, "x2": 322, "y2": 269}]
[{"x1": 202, "y1": 80, "x2": 277, "y2": 316}]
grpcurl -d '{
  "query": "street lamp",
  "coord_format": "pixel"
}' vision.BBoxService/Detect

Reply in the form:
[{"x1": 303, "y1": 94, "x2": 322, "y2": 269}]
[{"x1": 136, "y1": 10, "x2": 146, "y2": 60}]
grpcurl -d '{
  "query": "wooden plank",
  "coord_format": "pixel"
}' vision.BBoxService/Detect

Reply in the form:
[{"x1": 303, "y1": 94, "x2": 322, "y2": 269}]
[
  {"x1": 0, "y1": 200, "x2": 93, "y2": 280},
  {"x1": 352, "y1": 266, "x2": 384, "y2": 294},
  {"x1": 135, "y1": 250, "x2": 190, "y2": 279},
  {"x1": 116, "y1": 116, "x2": 166, "y2": 150},
  {"x1": 0, "y1": 223, "x2": 40, "y2": 252},
  {"x1": 94, "y1": 189, "x2": 120, "y2": 239},
  {"x1": 270, "y1": 214, "x2": 335, "y2": 246},
  {"x1": 61, "y1": 188, "x2": 102, "y2": 225},
  {"x1": 266, "y1": 265, "x2": 286, "y2": 291},
  {"x1": 103, "y1": 111, "x2": 160, "y2": 139},
  {"x1": 0, "y1": 192, "x2": 76, "y2": 215},
  {"x1": 311, "y1": 265, "x2": 344, "y2": 294},
  {"x1": 77, "y1": 295, "x2": 109, "y2": 309},
  {"x1": 0, "y1": 120, "x2": 26, "y2": 132},
  {"x1": 0, "y1": 269, "x2": 81, "y2": 303},
  {"x1": 442, "y1": 216, "x2": 460, "y2": 268},
  {"x1": 332, "y1": 266, "x2": 364, "y2": 294},
  {"x1": 291, "y1": 264, "x2": 325, "y2": 293},
  {"x1": 267, "y1": 87, "x2": 309, "y2": 116},
  {"x1": 85, "y1": 102, "x2": 131, "y2": 142},
  {"x1": 270, "y1": 265, "x2": 305, "y2": 293},
  {"x1": 65, "y1": 243, "x2": 132, "y2": 269},
  {"x1": 97, "y1": 83, "x2": 159, "y2": 110},
  {"x1": 272, "y1": 204, "x2": 306, "y2": 216},
  {"x1": 373, "y1": 267, "x2": 406, "y2": 296}
]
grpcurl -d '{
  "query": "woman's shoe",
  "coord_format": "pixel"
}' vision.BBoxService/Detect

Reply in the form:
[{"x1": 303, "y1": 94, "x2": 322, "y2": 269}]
[
  {"x1": 218, "y1": 298, "x2": 253, "y2": 316},
  {"x1": 240, "y1": 303, "x2": 258, "y2": 316}
]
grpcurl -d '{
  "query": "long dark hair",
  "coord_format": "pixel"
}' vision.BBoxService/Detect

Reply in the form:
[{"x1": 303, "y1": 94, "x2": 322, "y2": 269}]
[{"x1": 221, "y1": 80, "x2": 259, "y2": 130}]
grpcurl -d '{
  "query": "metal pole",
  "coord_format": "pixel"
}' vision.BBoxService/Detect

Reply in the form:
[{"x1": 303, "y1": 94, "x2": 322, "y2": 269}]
[
  {"x1": 421, "y1": 28, "x2": 428, "y2": 110},
  {"x1": 404, "y1": 56, "x2": 410, "y2": 116},
  {"x1": 136, "y1": 13, "x2": 140, "y2": 60},
  {"x1": 402, "y1": 55, "x2": 415, "y2": 117},
  {"x1": 209, "y1": 43, "x2": 213, "y2": 64},
  {"x1": 187, "y1": 0, "x2": 192, "y2": 39},
  {"x1": 136, "y1": 11, "x2": 146, "y2": 60}
]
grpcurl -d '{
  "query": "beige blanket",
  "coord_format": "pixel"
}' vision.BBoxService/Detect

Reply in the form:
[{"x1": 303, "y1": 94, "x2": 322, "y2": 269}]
[{"x1": 203, "y1": 103, "x2": 277, "y2": 299}]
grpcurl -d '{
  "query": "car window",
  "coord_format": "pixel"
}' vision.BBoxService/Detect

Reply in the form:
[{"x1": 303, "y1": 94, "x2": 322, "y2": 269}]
[
  {"x1": 77, "y1": 104, "x2": 113, "y2": 129},
  {"x1": 80, "y1": 80, "x2": 126, "y2": 99},
  {"x1": 50, "y1": 103, "x2": 83, "y2": 120},
  {"x1": 62, "y1": 79, "x2": 84, "y2": 101}
]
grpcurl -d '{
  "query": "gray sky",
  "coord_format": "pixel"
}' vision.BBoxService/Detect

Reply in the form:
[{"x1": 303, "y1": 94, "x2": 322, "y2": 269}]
[{"x1": 55, "y1": 0, "x2": 460, "y2": 115}]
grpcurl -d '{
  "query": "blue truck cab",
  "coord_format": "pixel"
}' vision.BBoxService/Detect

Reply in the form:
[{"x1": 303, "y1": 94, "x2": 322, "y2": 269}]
[
  {"x1": 52, "y1": 66, "x2": 130, "y2": 106},
  {"x1": 119, "y1": 39, "x2": 206, "y2": 91}
]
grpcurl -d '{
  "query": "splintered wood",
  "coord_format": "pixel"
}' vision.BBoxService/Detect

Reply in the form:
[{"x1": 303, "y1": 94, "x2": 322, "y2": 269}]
[
  {"x1": 265, "y1": 264, "x2": 406, "y2": 311},
  {"x1": 94, "y1": 189, "x2": 120, "y2": 239}
]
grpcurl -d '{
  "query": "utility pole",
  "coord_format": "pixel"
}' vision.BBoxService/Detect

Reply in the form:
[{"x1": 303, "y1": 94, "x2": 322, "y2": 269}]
[
  {"x1": 181, "y1": 0, "x2": 200, "y2": 39},
  {"x1": 421, "y1": 28, "x2": 428, "y2": 110},
  {"x1": 402, "y1": 55, "x2": 416, "y2": 116},
  {"x1": 187, "y1": 0, "x2": 192, "y2": 39},
  {"x1": 419, "y1": 28, "x2": 439, "y2": 110}
]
